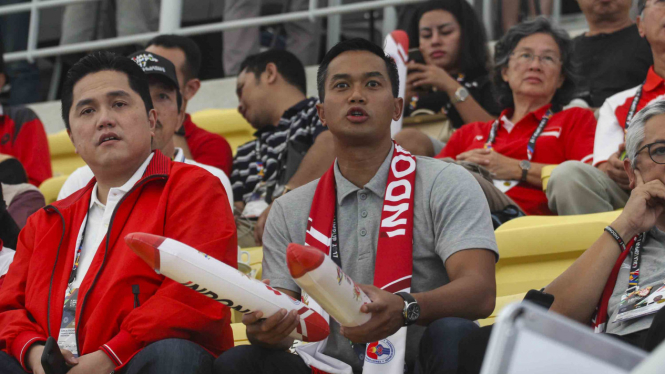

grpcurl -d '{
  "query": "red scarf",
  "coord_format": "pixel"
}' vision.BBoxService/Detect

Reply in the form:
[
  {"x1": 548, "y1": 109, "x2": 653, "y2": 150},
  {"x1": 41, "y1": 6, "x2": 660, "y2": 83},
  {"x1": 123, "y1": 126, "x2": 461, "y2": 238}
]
[{"x1": 302, "y1": 143, "x2": 416, "y2": 374}]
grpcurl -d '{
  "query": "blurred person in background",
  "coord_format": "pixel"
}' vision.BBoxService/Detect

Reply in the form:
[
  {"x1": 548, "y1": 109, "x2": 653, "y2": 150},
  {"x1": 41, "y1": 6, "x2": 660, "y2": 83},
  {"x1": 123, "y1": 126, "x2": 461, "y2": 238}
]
[
  {"x1": 146, "y1": 35, "x2": 234, "y2": 175},
  {"x1": 232, "y1": 49, "x2": 334, "y2": 247},
  {"x1": 394, "y1": 0, "x2": 501, "y2": 157},
  {"x1": 0, "y1": 0, "x2": 40, "y2": 105},
  {"x1": 437, "y1": 18, "x2": 596, "y2": 216},
  {"x1": 572, "y1": 0, "x2": 652, "y2": 108},
  {"x1": 502, "y1": 0, "x2": 553, "y2": 34},
  {"x1": 223, "y1": 0, "x2": 320, "y2": 76},
  {"x1": 547, "y1": 0, "x2": 665, "y2": 215},
  {"x1": 0, "y1": 40, "x2": 52, "y2": 187}
]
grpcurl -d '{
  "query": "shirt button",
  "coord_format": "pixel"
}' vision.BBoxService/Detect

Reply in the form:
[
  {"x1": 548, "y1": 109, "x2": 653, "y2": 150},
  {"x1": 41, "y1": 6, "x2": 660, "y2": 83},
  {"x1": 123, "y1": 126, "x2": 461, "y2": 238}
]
[
  {"x1": 360, "y1": 193, "x2": 367, "y2": 200},
  {"x1": 361, "y1": 210, "x2": 368, "y2": 218},
  {"x1": 360, "y1": 229, "x2": 367, "y2": 236}
]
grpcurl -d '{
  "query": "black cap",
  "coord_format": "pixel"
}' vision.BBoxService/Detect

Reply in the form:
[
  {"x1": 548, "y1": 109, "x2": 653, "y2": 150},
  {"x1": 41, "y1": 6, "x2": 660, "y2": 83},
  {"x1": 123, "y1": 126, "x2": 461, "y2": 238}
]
[{"x1": 128, "y1": 51, "x2": 179, "y2": 89}]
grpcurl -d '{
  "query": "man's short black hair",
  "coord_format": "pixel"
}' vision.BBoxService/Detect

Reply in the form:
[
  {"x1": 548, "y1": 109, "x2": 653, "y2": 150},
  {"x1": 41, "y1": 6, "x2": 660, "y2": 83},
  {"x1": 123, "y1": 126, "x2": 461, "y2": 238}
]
[
  {"x1": 239, "y1": 49, "x2": 307, "y2": 95},
  {"x1": 317, "y1": 38, "x2": 399, "y2": 102},
  {"x1": 146, "y1": 34, "x2": 202, "y2": 81},
  {"x1": 61, "y1": 51, "x2": 154, "y2": 130}
]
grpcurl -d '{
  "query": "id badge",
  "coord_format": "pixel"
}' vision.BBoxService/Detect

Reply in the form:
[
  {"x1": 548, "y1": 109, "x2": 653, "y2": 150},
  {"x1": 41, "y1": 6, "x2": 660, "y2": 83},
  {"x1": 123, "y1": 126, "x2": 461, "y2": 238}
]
[
  {"x1": 57, "y1": 288, "x2": 79, "y2": 356},
  {"x1": 614, "y1": 282, "x2": 665, "y2": 323},
  {"x1": 493, "y1": 179, "x2": 519, "y2": 193}
]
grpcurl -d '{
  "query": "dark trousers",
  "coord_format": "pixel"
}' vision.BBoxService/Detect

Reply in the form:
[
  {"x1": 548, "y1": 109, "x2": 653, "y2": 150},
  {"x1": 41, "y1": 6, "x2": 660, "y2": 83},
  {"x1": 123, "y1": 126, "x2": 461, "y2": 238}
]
[
  {"x1": 0, "y1": 339, "x2": 213, "y2": 374},
  {"x1": 458, "y1": 305, "x2": 665, "y2": 374},
  {"x1": 214, "y1": 317, "x2": 479, "y2": 374}
]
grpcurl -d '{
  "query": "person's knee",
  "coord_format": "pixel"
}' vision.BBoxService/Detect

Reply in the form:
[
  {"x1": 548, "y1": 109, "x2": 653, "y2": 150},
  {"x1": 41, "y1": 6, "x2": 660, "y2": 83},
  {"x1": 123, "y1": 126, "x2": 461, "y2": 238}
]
[
  {"x1": 213, "y1": 345, "x2": 262, "y2": 374},
  {"x1": 547, "y1": 161, "x2": 589, "y2": 195},
  {"x1": 130, "y1": 339, "x2": 213, "y2": 374}
]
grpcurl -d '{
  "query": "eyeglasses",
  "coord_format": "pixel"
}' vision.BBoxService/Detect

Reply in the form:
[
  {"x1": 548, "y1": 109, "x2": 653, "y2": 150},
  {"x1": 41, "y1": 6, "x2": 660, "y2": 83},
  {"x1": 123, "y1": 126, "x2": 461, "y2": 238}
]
[
  {"x1": 636, "y1": 141, "x2": 665, "y2": 164},
  {"x1": 510, "y1": 51, "x2": 561, "y2": 67}
]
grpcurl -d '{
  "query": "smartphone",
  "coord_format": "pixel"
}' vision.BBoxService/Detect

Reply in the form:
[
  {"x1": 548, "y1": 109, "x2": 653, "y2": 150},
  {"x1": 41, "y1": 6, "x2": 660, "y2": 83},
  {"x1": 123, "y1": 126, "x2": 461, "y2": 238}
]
[
  {"x1": 407, "y1": 48, "x2": 425, "y2": 65},
  {"x1": 41, "y1": 337, "x2": 70, "y2": 374}
]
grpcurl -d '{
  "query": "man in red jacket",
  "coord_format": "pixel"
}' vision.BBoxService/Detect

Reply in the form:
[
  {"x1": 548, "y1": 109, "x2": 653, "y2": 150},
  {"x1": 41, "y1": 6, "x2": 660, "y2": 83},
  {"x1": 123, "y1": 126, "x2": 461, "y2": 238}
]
[{"x1": 0, "y1": 51, "x2": 237, "y2": 374}]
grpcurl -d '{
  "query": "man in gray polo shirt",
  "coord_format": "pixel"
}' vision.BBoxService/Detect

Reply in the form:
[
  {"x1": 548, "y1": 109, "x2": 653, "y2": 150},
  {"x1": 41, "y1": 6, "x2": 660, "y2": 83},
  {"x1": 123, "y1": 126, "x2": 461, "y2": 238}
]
[{"x1": 214, "y1": 38, "x2": 498, "y2": 374}]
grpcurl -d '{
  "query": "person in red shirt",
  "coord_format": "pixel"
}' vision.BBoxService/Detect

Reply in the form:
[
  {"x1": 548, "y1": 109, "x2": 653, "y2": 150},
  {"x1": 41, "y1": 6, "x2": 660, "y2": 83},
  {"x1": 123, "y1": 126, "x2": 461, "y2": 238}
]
[
  {"x1": 146, "y1": 35, "x2": 233, "y2": 175},
  {"x1": 437, "y1": 18, "x2": 596, "y2": 216},
  {"x1": 0, "y1": 52, "x2": 236, "y2": 374}
]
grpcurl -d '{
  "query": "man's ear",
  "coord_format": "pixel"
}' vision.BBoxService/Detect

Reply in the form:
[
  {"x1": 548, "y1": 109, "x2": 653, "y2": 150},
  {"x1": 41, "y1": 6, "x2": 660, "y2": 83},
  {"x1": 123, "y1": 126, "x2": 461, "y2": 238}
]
[
  {"x1": 316, "y1": 102, "x2": 327, "y2": 128},
  {"x1": 624, "y1": 158, "x2": 636, "y2": 190},
  {"x1": 392, "y1": 97, "x2": 404, "y2": 121},
  {"x1": 637, "y1": 15, "x2": 646, "y2": 38},
  {"x1": 148, "y1": 109, "x2": 157, "y2": 137},
  {"x1": 67, "y1": 128, "x2": 78, "y2": 154},
  {"x1": 183, "y1": 78, "x2": 201, "y2": 101},
  {"x1": 265, "y1": 63, "x2": 279, "y2": 85}
]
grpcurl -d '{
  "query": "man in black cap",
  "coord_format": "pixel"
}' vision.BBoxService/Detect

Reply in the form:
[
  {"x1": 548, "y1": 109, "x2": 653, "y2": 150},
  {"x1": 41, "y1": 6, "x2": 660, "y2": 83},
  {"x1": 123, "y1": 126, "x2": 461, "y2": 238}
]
[{"x1": 56, "y1": 51, "x2": 233, "y2": 208}]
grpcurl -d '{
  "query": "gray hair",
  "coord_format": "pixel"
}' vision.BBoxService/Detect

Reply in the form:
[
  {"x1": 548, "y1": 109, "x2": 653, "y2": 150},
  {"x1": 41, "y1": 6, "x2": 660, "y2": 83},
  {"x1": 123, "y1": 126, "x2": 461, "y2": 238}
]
[
  {"x1": 492, "y1": 17, "x2": 578, "y2": 111},
  {"x1": 626, "y1": 100, "x2": 665, "y2": 168}
]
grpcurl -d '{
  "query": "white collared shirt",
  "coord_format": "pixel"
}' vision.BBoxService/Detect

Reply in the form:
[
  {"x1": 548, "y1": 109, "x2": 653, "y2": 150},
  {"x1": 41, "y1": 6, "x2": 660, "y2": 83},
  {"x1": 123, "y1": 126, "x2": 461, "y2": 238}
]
[
  {"x1": 58, "y1": 148, "x2": 234, "y2": 209},
  {"x1": 70, "y1": 153, "x2": 153, "y2": 289}
]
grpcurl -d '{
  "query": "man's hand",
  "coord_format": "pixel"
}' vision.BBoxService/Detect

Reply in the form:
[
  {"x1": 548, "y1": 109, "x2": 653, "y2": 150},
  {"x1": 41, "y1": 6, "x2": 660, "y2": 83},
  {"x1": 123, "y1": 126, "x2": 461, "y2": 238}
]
[
  {"x1": 613, "y1": 170, "x2": 665, "y2": 240},
  {"x1": 604, "y1": 144, "x2": 630, "y2": 189},
  {"x1": 406, "y1": 61, "x2": 459, "y2": 95},
  {"x1": 456, "y1": 148, "x2": 521, "y2": 180},
  {"x1": 244, "y1": 280, "x2": 298, "y2": 349},
  {"x1": 340, "y1": 285, "x2": 404, "y2": 344},
  {"x1": 253, "y1": 203, "x2": 272, "y2": 246},
  {"x1": 66, "y1": 350, "x2": 115, "y2": 374},
  {"x1": 26, "y1": 345, "x2": 78, "y2": 374}
]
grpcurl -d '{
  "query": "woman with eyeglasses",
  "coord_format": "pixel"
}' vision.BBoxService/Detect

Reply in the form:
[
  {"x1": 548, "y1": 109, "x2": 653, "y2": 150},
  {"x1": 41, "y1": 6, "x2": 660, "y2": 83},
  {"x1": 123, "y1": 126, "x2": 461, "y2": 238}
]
[
  {"x1": 436, "y1": 18, "x2": 598, "y2": 216},
  {"x1": 394, "y1": 0, "x2": 501, "y2": 156}
]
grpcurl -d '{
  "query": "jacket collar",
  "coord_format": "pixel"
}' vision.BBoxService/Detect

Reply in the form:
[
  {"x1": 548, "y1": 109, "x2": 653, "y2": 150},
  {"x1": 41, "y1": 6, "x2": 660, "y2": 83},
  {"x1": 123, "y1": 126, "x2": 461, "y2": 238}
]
[
  {"x1": 643, "y1": 66, "x2": 664, "y2": 92},
  {"x1": 53, "y1": 150, "x2": 171, "y2": 210},
  {"x1": 498, "y1": 103, "x2": 553, "y2": 127}
]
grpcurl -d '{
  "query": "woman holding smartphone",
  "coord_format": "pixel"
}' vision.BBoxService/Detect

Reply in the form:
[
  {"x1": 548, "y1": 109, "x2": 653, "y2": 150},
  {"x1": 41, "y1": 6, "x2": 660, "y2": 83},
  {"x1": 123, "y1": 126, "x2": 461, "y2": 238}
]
[{"x1": 396, "y1": 0, "x2": 501, "y2": 156}]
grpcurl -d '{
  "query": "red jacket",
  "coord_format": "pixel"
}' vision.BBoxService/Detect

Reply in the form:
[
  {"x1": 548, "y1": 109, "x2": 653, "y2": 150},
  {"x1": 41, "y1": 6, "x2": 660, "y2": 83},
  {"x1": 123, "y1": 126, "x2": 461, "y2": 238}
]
[
  {"x1": 0, "y1": 105, "x2": 52, "y2": 186},
  {"x1": 0, "y1": 151, "x2": 237, "y2": 370},
  {"x1": 184, "y1": 114, "x2": 233, "y2": 176}
]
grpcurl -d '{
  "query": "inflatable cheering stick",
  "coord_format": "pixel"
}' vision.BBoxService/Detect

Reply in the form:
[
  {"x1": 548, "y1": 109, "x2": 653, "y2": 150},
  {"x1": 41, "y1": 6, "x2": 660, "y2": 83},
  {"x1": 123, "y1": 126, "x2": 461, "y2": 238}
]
[
  {"x1": 287, "y1": 243, "x2": 372, "y2": 327},
  {"x1": 125, "y1": 233, "x2": 329, "y2": 342}
]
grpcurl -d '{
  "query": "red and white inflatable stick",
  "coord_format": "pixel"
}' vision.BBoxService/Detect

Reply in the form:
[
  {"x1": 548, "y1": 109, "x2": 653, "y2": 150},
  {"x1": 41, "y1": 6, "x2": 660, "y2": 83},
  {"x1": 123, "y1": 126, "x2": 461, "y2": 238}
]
[
  {"x1": 125, "y1": 233, "x2": 329, "y2": 342},
  {"x1": 287, "y1": 243, "x2": 372, "y2": 327}
]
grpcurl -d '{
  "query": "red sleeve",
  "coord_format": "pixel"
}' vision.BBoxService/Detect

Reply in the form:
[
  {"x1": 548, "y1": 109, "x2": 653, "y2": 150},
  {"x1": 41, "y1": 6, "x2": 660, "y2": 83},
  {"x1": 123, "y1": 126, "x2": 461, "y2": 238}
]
[
  {"x1": 435, "y1": 126, "x2": 467, "y2": 159},
  {"x1": 101, "y1": 169, "x2": 237, "y2": 366},
  {"x1": 188, "y1": 133, "x2": 234, "y2": 176},
  {"x1": 0, "y1": 215, "x2": 48, "y2": 371},
  {"x1": 563, "y1": 109, "x2": 597, "y2": 163},
  {"x1": 13, "y1": 118, "x2": 52, "y2": 186}
]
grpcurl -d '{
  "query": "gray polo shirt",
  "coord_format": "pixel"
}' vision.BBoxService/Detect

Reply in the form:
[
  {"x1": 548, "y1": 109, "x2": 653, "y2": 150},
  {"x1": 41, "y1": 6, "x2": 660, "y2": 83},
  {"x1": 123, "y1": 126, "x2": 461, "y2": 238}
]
[
  {"x1": 607, "y1": 227, "x2": 665, "y2": 336},
  {"x1": 263, "y1": 146, "x2": 498, "y2": 371}
]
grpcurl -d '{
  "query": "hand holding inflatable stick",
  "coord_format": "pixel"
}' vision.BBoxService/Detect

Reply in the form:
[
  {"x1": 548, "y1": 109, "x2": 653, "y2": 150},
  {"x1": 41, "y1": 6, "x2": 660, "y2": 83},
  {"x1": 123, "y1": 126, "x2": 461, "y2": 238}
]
[
  {"x1": 124, "y1": 233, "x2": 330, "y2": 342},
  {"x1": 287, "y1": 243, "x2": 372, "y2": 326}
]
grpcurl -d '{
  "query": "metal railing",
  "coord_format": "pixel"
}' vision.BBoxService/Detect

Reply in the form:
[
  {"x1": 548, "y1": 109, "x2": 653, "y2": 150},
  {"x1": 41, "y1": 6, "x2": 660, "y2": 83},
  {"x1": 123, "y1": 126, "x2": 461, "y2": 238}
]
[{"x1": 1, "y1": 0, "x2": 565, "y2": 64}]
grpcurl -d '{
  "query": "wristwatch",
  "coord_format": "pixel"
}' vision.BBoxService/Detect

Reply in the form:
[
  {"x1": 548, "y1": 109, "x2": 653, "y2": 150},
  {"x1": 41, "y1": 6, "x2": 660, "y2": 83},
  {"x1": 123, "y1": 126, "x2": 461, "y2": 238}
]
[
  {"x1": 451, "y1": 86, "x2": 469, "y2": 104},
  {"x1": 519, "y1": 160, "x2": 531, "y2": 182},
  {"x1": 395, "y1": 292, "x2": 420, "y2": 326}
]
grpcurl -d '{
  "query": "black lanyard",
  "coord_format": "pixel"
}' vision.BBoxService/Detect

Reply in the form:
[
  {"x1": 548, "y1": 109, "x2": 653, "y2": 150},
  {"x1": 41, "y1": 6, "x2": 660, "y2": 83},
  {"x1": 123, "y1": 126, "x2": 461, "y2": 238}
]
[
  {"x1": 625, "y1": 233, "x2": 645, "y2": 296},
  {"x1": 625, "y1": 82, "x2": 645, "y2": 131},
  {"x1": 68, "y1": 215, "x2": 90, "y2": 286},
  {"x1": 485, "y1": 109, "x2": 553, "y2": 161}
]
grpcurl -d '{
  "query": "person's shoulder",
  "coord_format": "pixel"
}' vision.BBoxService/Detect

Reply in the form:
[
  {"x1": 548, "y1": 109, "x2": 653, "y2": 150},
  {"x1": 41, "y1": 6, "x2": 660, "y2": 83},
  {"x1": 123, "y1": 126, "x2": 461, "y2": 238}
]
[
  {"x1": 272, "y1": 178, "x2": 319, "y2": 216},
  {"x1": 603, "y1": 84, "x2": 642, "y2": 110},
  {"x1": 185, "y1": 158, "x2": 228, "y2": 181},
  {"x1": 170, "y1": 161, "x2": 222, "y2": 185},
  {"x1": 235, "y1": 138, "x2": 258, "y2": 156},
  {"x1": 556, "y1": 106, "x2": 595, "y2": 120},
  {"x1": 3, "y1": 105, "x2": 41, "y2": 126}
]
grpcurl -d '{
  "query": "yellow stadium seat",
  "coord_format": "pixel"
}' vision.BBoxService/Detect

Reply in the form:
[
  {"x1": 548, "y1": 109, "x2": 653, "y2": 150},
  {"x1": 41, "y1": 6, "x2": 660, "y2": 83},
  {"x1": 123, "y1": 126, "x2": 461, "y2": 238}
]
[
  {"x1": 244, "y1": 246, "x2": 263, "y2": 280},
  {"x1": 495, "y1": 210, "x2": 621, "y2": 296},
  {"x1": 39, "y1": 175, "x2": 70, "y2": 204},
  {"x1": 190, "y1": 109, "x2": 255, "y2": 155},
  {"x1": 231, "y1": 323, "x2": 250, "y2": 346},
  {"x1": 479, "y1": 292, "x2": 526, "y2": 327},
  {"x1": 48, "y1": 130, "x2": 85, "y2": 177},
  {"x1": 541, "y1": 164, "x2": 557, "y2": 192}
]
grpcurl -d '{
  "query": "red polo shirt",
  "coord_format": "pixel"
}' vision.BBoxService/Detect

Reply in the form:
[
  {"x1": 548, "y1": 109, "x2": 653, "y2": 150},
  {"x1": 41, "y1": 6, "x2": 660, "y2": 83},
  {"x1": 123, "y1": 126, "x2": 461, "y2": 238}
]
[
  {"x1": 437, "y1": 104, "x2": 597, "y2": 215},
  {"x1": 0, "y1": 105, "x2": 52, "y2": 186},
  {"x1": 594, "y1": 66, "x2": 665, "y2": 166},
  {"x1": 183, "y1": 114, "x2": 233, "y2": 176}
]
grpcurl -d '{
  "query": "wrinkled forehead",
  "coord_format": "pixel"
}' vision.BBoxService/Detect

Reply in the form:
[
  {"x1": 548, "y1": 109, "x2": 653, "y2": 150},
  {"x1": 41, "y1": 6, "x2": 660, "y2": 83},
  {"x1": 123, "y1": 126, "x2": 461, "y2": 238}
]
[{"x1": 72, "y1": 70, "x2": 134, "y2": 103}]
